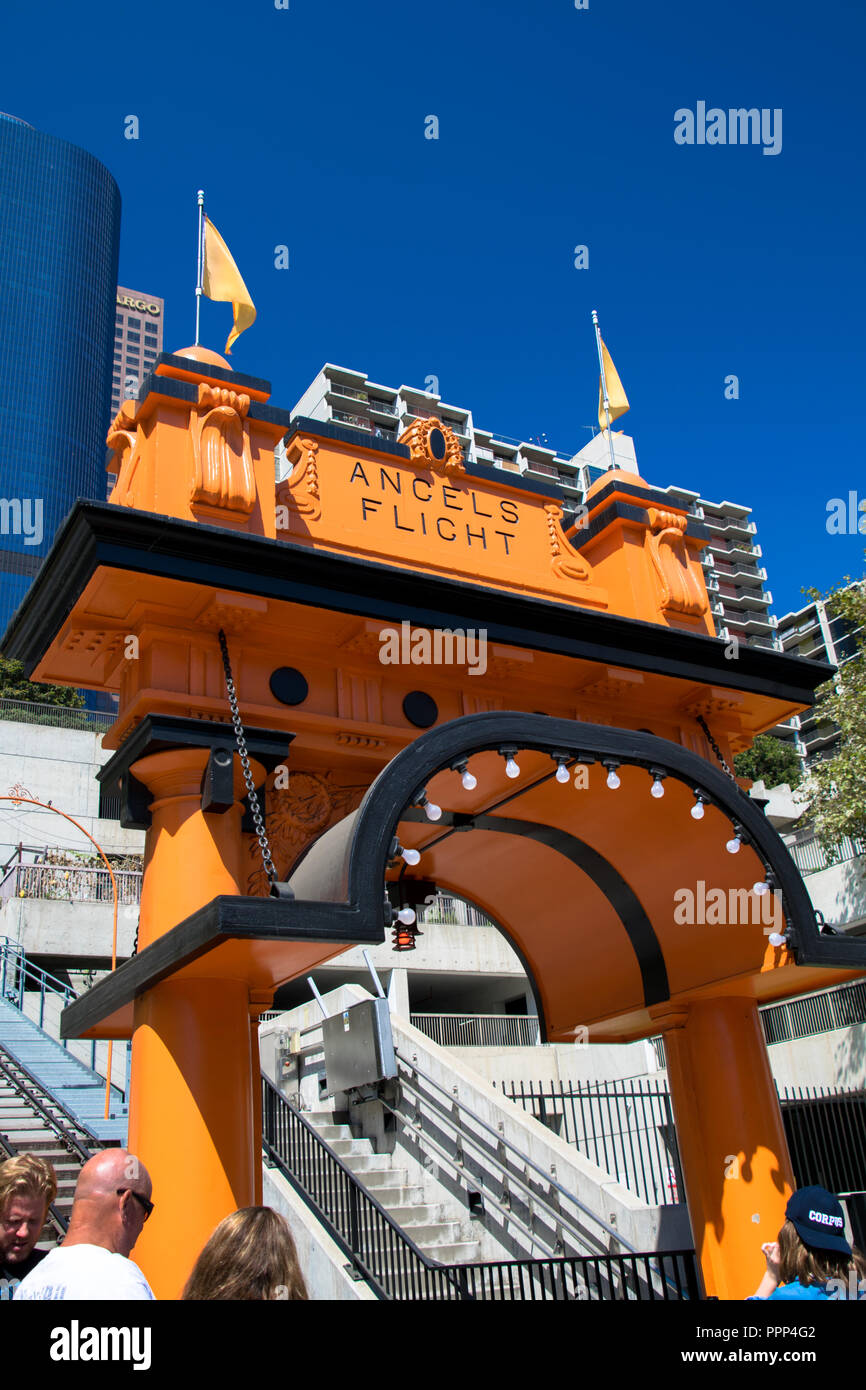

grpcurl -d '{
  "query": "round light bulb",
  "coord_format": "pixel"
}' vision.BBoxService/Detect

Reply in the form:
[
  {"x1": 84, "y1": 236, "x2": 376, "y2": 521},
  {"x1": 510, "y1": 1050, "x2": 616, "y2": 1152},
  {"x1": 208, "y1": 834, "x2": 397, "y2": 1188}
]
[
  {"x1": 753, "y1": 880, "x2": 769, "y2": 896},
  {"x1": 768, "y1": 932, "x2": 785, "y2": 948},
  {"x1": 690, "y1": 800, "x2": 705, "y2": 820},
  {"x1": 555, "y1": 763, "x2": 570, "y2": 784},
  {"x1": 461, "y1": 769, "x2": 477, "y2": 791},
  {"x1": 726, "y1": 835, "x2": 741, "y2": 854},
  {"x1": 424, "y1": 801, "x2": 442, "y2": 821},
  {"x1": 505, "y1": 757, "x2": 520, "y2": 779},
  {"x1": 397, "y1": 907, "x2": 416, "y2": 926},
  {"x1": 401, "y1": 847, "x2": 421, "y2": 866},
  {"x1": 650, "y1": 778, "x2": 665, "y2": 799},
  {"x1": 606, "y1": 769, "x2": 620, "y2": 790}
]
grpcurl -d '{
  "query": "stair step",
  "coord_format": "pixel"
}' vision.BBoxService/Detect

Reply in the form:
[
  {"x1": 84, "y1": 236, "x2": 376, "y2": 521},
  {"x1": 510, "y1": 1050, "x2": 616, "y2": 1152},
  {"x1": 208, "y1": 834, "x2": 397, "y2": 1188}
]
[
  {"x1": 339, "y1": 1152, "x2": 392, "y2": 1173},
  {"x1": 327, "y1": 1137, "x2": 374, "y2": 1157},
  {"x1": 370, "y1": 1221, "x2": 465, "y2": 1247},
  {"x1": 358, "y1": 1183, "x2": 425, "y2": 1207},
  {"x1": 307, "y1": 1124, "x2": 353, "y2": 1141},
  {"x1": 380, "y1": 1203, "x2": 450, "y2": 1226}
]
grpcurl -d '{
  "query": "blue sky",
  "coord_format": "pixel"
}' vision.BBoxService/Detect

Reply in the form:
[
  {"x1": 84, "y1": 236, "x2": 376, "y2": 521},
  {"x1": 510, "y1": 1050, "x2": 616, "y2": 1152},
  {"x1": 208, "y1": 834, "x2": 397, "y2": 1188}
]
[{"x1": 5, "y1": 0, "x2": 865, "y2": 615}]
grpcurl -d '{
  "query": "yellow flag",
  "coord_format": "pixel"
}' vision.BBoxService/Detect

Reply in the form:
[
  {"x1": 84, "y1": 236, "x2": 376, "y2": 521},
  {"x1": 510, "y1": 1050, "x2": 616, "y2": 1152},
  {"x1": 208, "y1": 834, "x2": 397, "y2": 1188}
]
[
  {"x1": 598, "y1": 338, "x2": 629, "y2": 432},
  {"x1": 202, "y1": 216, "x2": 256, "y2": 354}
]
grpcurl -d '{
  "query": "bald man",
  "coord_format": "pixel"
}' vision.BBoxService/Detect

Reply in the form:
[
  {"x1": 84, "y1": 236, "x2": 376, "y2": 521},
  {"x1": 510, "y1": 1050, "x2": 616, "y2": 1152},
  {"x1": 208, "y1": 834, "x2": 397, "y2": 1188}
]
[{"x1": 14, "y1": 1149, "x2": 154, "y2": 1300}]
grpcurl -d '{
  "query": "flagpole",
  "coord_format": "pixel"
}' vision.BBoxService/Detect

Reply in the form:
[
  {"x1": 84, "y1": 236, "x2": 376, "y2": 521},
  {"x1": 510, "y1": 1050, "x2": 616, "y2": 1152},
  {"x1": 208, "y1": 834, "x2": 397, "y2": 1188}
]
[
  {"x1": 592, "y1": 309, "x2": 618, "y2": 472},
  {"x1": 195, "y1": 190, "x2": 204, "y2": 347}
]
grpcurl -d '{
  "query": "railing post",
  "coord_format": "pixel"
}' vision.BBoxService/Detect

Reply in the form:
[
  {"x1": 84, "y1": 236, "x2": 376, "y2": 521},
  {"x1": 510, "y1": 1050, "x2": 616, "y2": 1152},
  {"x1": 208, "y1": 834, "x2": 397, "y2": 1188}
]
[{"x1": 348, "y1": 1175, "x2": 361, "y2": 1265}]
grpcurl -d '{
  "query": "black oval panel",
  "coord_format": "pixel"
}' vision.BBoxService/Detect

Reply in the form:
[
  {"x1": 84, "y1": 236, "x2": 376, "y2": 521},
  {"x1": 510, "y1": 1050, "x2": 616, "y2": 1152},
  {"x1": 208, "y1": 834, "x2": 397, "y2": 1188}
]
[
  {"x1": 428, "y1": 427, "x2": 447, "y2": 462},
  {"x1": 269, "y1": 667, "x2": 309, "y2": 706},
  {"x1": 402, "y1": 691, "x2": 438, "y2": 728}
]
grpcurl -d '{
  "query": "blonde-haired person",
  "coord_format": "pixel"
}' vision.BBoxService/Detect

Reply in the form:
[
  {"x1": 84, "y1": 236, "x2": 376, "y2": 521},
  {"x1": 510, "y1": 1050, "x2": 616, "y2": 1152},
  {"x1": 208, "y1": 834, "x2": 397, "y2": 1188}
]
[
  {"x1": 748, "y1": 1186, "x2": 859, "y2": 1301},
  {"x1": 0, "y1": 1153, "x2": 57, "y2": 1299},
  {"x1": 182, "y1": 1206, "x2": 309, "y2": 1300}
]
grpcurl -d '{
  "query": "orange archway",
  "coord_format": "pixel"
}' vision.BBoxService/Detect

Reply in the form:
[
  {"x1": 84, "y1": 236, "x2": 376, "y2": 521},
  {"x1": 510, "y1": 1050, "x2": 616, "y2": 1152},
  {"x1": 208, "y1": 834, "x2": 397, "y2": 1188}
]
[{"x1": 3, "y1": 344, "x2": 863, "y2": 1299}]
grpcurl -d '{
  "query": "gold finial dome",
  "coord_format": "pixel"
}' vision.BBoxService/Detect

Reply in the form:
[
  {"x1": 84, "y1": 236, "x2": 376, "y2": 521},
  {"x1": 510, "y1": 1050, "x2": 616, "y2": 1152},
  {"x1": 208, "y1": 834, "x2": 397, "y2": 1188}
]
[{"x1": 172, "y1": 345, "x2": 232, "y2": 369}]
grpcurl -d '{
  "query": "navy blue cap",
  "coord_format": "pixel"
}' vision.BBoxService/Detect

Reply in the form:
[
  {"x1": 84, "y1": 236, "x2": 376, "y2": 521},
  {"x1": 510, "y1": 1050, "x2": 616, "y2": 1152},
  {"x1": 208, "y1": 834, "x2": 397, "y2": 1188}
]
[{"x1": 786, "y1": 1187, "x2": 851, "y2": 1256}]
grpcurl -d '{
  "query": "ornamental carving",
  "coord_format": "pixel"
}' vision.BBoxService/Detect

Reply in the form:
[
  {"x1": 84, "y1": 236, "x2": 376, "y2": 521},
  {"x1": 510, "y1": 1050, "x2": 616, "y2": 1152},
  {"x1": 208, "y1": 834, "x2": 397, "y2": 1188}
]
[
  {"x1": 399, "y1": 417, "x2": 465, "y2": 474},
  {"x1": 246, "y1": 772, "x2": 368, "y2": 896},
  {"x1": 277, "y1": 437, "x2": 321, "y2": 524},
  {"x1": 544, "y1": 504, "x2": 591, "y2": 583},
  {"x1": 107, "y1": 422, "x2": 142, "y2": 508},
  {"x1": 646, "y1": 507, "x2": 708, "y2": 618},
  {"x1": 190, "y1": 384, "x2": 255, "y2": 514}
]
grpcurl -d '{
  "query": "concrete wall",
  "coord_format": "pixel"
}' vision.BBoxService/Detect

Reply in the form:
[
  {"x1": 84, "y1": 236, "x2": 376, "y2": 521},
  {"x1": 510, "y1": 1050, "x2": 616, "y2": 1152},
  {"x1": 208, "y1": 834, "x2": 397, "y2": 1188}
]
[
  {"x1": 0, "y1": 718, "x2": 145, "y2": 863},
  {"x1": 767, "y1": 1023, "x2": 866, "y2": 1092},
  {"x1": 804, "y1": 859, "x2": 866, "y2": 932},
  {"x1": 261, "y1": 1164, "x2": 378, "y2": 1301},
  {"x1": 0, "y1": 897, "x2": 137, "y2": 961}
]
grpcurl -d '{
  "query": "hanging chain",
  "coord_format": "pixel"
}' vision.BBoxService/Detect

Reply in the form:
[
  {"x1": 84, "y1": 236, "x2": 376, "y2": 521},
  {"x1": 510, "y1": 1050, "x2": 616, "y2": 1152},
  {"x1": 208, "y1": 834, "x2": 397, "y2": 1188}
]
[
  {"x1": 696, "y1": 714, "x2": 736, "y2": 782},
  {"x1": 218, "y1": 629, "x2": 279, "y2": 888}
]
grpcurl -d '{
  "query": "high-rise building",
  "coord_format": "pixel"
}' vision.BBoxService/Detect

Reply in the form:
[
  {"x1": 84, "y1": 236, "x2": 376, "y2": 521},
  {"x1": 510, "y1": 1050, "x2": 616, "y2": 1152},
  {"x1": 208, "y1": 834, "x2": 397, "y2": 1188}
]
[
  {"x1": 283, "y1": 364, "x2": 779, "y2": 652},
  {"x1": 110, "y1": 288, "x2": 164, "y2": 426},
  {"x1": 771, "y1": 585, "x2": 865, "y2": 770},
  {"x1": 0, "y1": 112, "x2": 120, "y2": 640}
]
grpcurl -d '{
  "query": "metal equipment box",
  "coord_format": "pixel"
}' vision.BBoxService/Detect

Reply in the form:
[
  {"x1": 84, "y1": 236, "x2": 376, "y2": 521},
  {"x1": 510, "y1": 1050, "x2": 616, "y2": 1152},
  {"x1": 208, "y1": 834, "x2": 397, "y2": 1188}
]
[{"x1": 321, "y1": 996, "x2": 397, "y2": 1095}]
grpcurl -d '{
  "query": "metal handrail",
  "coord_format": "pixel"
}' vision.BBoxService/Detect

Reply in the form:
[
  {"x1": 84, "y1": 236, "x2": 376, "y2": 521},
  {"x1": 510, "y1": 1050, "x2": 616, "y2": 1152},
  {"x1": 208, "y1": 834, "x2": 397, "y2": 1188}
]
[
  {"x1": 262, "y1": 1075, "x2": 466, "y2": 1300},
  {"x1": 7, "y1": 863, "x2": 143, "y2": 905},
  {"x1": 262, "y1": 1077, "x2": 689, "y2": 1300},
  {"x1": 393, "y1": 1047, "x2": 637, "y2": 1253},
  {"x1": 1, "y1": 935, "x2": 75, "y2": 1017},
  {"x1": 0, "y1": 936, "x2": 125, "y2": 1096},
  {"x1": 0, "y1": 1045, "x2": 96, "y2": 1162}
]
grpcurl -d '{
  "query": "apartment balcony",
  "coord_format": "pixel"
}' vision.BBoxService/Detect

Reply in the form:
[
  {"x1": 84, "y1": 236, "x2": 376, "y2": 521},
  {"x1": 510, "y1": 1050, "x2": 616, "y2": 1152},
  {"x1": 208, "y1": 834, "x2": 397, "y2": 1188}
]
[
  {"x1": 368, "y1": 398, "x2": 398, "y2": 417},
  {"x1": 331, "y1": 409, "x2": 372, "y2": 431},
  {"x1": 704, "y1": 516, "x2": 757, "y2": 540}
]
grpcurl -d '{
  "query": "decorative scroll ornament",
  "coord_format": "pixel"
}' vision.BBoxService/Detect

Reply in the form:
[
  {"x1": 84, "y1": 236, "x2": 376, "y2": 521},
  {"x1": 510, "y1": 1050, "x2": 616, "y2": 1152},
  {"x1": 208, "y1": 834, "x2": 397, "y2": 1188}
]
[
  {"x1": 544, "y1": 504, "x2": 591, "y2": 582},
  {"x1": 190, "y1": 384, "x2": 255, "y2": 514},
  {"x1": 278, "y1": 437, "x2": 321, "y2": 524},
  {"x1": 107, "y1": 421, "x2": 142, "y2": 508},
  {"x1": 246, "y1": 772, "x2": 368, "y2": 896},
  {"x1": 399, "y1": 417, "x2": 465, "y2": 474},
  {"x1": 646, "y1": 507, "x2": 709, "y2": 617}
]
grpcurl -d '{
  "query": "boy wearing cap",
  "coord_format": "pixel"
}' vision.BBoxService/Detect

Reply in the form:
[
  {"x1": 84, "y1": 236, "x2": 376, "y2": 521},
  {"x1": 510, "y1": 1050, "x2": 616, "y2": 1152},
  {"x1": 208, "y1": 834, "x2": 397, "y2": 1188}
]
[{"x1": 749, "y1": 1186, "x2": 859, "y2": 1300}]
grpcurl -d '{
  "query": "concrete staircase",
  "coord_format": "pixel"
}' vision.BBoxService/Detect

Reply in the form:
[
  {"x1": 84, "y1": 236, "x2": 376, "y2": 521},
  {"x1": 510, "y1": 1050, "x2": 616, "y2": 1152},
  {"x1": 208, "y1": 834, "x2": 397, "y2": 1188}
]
[
  {"x1": 306, "y1": 1106, "x2": 483, "y2": 1265},
  {"x1": 0, "y1": 999, "x2": 127, "y2": 1144},
  {"x1": 0, "y1": 1063, "x2": 91, "y2": 1245}
]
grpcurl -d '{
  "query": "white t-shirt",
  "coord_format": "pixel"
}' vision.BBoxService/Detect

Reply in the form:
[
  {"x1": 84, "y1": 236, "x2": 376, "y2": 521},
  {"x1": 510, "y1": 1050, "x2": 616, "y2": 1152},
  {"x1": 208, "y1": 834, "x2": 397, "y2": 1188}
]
[{"x1": 13, "y1": 1244, "x2": 155, "y2": 1300}]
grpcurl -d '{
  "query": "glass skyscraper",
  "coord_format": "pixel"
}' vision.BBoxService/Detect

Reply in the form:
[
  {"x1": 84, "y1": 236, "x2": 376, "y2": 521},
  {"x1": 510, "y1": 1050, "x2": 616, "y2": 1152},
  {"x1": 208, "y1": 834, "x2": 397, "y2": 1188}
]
[{"x1": 0, "y1": 112, "x2": 120, "y2": 640}]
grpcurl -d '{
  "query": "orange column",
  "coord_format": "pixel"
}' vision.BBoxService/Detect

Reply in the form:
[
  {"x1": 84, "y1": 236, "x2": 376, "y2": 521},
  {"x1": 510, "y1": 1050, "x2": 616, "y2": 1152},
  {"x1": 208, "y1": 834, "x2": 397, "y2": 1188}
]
[
  {"x1": 663, "y1": 997, "x2": 794, "y2": 1301},
  {"x1": 125, "y1": 749, "x2": 263, "y2": 1299}
]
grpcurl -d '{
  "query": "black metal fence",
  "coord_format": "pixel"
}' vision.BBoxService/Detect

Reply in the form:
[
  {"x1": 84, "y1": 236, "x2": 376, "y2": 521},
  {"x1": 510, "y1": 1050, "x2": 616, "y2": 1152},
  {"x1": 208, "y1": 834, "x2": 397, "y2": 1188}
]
[
  {"x1": 498, "y1": 1077, "x2": 866, "y2": 1210},
  {"x1": 761, "y1": 982, "x2": 866, "y2": 1046},
  {"x1": 262, "y1": 1077, "x2": 700, "y2": 1300},
  {"x1": 780, "y1": 1085, "x2": 866, "y2": 1195},
  {"x1": 497, "y1": 1077, "x2": 683, "y2": 1207}
]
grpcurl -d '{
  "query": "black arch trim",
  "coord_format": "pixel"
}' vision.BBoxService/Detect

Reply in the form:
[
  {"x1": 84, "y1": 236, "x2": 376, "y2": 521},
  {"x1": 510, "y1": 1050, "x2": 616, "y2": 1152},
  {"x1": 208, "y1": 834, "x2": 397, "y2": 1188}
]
[{"x1": 469, "y1": 814, "x2": 670, "y2": 1007}]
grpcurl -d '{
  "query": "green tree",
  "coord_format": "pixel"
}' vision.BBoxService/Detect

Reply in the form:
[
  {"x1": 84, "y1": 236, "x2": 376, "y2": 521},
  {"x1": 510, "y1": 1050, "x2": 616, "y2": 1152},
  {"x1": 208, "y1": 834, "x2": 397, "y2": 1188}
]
[
  {"x1": 0, "y1": 655, "x2": 84, "y2": 708},
  {"x1": 797, "y1": 576, "x2": 866, "y2": 861},
  {"x1": 734, "y1": 733, "x2": 802, "y2": 790}
]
